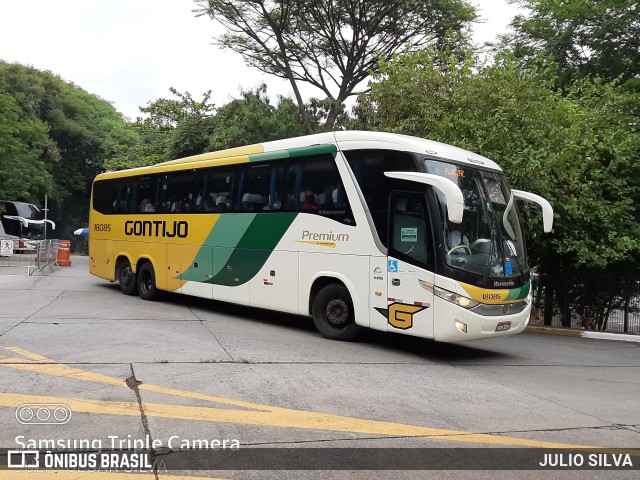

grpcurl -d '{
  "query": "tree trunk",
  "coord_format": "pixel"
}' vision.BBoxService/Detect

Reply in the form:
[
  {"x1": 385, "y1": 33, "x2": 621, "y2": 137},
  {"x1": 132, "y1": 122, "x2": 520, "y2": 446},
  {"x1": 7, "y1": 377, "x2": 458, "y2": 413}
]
[
  {"x1": 560, "y1": 270, "x2": 571, "y2": 328},
  {"x1": 544, "y1": 274, "x2": 554, "y2": 326},
  {"x1": 323, "y1": 102, "x2": 343, "y2": 132}
]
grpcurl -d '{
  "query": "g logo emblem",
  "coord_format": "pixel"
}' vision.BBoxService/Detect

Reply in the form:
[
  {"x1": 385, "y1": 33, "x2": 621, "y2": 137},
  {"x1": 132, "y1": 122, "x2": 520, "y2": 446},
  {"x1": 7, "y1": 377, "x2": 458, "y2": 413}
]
[{"x1": 388, "y1": 303, "x2": 426, "y2": 330}]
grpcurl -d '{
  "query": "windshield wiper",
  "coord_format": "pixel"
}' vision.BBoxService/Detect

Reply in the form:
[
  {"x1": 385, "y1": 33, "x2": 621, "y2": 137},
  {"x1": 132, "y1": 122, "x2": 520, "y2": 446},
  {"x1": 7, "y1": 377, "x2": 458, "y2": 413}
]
[{"x1": 483, "y1": 226, "x2": 497, "y2": 284}]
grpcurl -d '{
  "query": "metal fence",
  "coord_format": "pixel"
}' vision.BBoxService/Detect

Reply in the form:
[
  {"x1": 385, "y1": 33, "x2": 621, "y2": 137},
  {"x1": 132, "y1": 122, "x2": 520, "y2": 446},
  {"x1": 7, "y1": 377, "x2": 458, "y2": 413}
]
[
  {"x1": 530, "y1": 270, "x2": 640, "y2": 334},
  {"x1": 529, "y1": 303, "x2": 640, "y2": 334},
  {"x1": 0, "y1": 238, "x2": 60, "y2": 275}
]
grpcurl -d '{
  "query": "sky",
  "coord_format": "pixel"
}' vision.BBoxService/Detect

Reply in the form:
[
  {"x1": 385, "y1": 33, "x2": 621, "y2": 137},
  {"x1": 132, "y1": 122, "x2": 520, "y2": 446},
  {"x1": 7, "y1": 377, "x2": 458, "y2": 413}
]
[{"x1": 0, "y1": 0, "x2": 522, "y2": 120}]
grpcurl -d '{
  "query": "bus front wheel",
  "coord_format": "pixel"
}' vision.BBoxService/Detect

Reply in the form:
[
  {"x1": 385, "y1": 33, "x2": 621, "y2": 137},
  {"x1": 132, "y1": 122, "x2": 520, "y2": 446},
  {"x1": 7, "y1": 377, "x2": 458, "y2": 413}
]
[
  {"x1": 312, "y1": 284, "x2": 361, "y2": 341},
  {"x1": 117, "y1": 259, "x2": 137, "y2": 296},
  {"x1": 137, "y1": 262, "x2": 157, "y2": 301}
]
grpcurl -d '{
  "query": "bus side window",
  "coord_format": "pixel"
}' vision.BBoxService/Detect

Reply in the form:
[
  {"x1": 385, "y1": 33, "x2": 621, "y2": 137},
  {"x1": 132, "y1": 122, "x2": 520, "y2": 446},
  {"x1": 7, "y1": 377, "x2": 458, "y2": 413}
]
[
  {"x1": 200, "y1": 167, "x2": 235, "y2": 213},
  {"x1": 135, "y1": 175, "x2": 158, "y2": 213},
  {"x1": 237, "y1": 163, "x2": 282, "y2": 212},
  {"x1": 157, "y1": 171, "x2": 195, "y2": 213},
  {"x1": 285, "y1": 155, "x2": 354, "y2": 224},
  {"x1": 344, "y1": 149, "x2": 417, "y2": 245}
]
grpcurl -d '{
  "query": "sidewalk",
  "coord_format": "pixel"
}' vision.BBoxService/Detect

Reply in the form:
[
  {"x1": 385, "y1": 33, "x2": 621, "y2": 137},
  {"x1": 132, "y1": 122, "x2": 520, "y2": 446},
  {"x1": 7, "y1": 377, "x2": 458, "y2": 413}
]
[{"x1": 526, "y1": 325, "x2": 640, "y2": 343}]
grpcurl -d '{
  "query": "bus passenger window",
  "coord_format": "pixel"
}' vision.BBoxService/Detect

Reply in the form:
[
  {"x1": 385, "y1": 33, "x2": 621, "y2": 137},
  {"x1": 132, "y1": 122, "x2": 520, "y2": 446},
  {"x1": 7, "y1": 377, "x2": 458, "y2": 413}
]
[
  {"x1": 343, "y1": 149, "x2": 417, "y2": 245},
  {"x1": 237, "y1": 163, "x2": 281, "y2": 213},
  {"x1": 285, "y1": 155, "x2": 355, "y2": 225}
]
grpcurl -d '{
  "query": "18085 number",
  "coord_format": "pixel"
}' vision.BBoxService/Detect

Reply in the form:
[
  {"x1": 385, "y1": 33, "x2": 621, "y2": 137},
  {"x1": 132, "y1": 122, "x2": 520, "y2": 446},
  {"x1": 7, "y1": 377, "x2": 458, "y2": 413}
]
[{"x1": 93, "y1": 224, "x2": 111, "y2": 232}]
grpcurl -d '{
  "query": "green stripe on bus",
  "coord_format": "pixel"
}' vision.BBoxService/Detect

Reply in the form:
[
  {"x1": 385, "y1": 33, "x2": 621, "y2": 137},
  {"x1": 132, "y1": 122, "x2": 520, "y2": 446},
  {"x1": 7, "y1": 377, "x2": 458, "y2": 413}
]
[
  {"x1": 178, "y1": 215, "x2": 256, "y2": 283},
  {"x1": 505, "y1": 281, "x2": 530, "y2": 301},
  {"x1": 179, "y1": 213, "x2": 297, "y2": 284},
  {"x1": 207, "y1": 213, "x2": 298, "y2": 286},
  {"x1": 248, "y1": 144, "x2": 337, "y2": 163}
]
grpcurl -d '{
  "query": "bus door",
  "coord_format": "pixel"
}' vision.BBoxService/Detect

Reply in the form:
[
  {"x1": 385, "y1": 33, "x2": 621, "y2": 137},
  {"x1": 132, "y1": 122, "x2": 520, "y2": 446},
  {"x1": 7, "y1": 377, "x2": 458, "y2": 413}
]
[{"x1": 386, "y1": 192, "x2": 435, "y2": 338}]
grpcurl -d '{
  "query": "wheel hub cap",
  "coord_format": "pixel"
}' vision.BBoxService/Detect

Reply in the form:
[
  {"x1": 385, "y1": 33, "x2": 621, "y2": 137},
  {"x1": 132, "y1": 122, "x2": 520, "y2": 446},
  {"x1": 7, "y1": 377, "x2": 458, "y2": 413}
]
[{"x1": 325, "y1": 299, "x2": 348, "y2": 327}]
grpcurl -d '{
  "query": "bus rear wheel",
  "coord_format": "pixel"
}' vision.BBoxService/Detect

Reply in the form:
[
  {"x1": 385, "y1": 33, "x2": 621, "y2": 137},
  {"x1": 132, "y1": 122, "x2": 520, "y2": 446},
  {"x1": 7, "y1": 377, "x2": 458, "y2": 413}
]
[
  {"x1": 117, "y1": 259, "x2": 137, "y2": 296},
  {"x1": 137, "y1": 262, "x2": 157, "y2": 301},
  {"x1": 312, "y1": 284, "x2": 362, "y2": 341}
]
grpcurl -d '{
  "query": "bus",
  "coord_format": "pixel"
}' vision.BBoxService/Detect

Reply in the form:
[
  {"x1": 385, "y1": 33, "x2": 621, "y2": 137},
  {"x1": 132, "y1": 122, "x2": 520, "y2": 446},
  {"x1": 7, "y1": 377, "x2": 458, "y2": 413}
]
[
  {"x1": 89, "y1": 131, "x2": 553, "y2": 342},
  {"x1": 0, "y1": 200, "x2": 53, "y2": 251}
]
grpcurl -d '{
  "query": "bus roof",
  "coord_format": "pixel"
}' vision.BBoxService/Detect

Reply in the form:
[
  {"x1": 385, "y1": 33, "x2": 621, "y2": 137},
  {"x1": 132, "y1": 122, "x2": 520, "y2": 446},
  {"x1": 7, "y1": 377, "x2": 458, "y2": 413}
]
[
  {"x1": 95, "y1": 131, "x2": 501, "y2": 181},
  {"x1": 333, "y1": 131, "x2": 501, "y2": 171}
]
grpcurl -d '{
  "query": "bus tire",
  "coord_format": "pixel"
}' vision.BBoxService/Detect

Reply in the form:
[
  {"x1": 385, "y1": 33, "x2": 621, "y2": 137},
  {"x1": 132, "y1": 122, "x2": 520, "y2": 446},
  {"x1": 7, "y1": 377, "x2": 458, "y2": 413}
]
[
  {"x1": 312, "y1": 284, "x2": 362, "y2": 341},
  {"x1": 117, "y1": 259, "x2": 137, "y2": 296},
  {"x1": 137, "y1": 262, "x2": 157, "y2": 301}
]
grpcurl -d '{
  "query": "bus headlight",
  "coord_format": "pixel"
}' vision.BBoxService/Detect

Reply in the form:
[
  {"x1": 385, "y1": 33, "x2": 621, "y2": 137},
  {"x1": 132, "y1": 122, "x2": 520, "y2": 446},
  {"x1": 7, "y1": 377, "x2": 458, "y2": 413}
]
[{"x1": 433, "y1": 286, "x2": 480, "y2": 309}]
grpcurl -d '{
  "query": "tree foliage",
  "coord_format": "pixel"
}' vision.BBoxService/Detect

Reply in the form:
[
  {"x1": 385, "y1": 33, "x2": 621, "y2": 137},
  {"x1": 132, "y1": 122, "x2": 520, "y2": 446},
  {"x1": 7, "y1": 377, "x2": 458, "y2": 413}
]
[
  {"x1": 194, "y1": 0, "x2": 477, "y2": 130},
  {"x1": 139, "y1": 87, "x2": 216, "y2": 130},
  {"x1": 206, "y1": 84, "x2": 310, "y2": 151},
  {"x1": 0, "y1": 62, "x2": 132, "y2": 237},
  {"x1": 500, "y1": 0, "x2": 640, "y2": 87},
  {"x1": 105, "y1": 88, "x2": 217, "y2": 170},
  {"x1": 106, "y1": 85, "x2": 310, "y2": 169},
  {"x1": 103, "y1": 121, "x2": 170, "y2": 171},
  {"x1": 0, "y1": 94, "x2": 53, "y2": 202}
]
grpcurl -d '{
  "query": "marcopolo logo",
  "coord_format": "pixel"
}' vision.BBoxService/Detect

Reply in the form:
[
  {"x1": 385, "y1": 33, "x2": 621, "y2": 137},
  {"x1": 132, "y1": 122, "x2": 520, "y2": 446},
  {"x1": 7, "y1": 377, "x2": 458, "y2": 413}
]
[{"x1": 16, "y1": 403, "x2": 72, "y2": 425}]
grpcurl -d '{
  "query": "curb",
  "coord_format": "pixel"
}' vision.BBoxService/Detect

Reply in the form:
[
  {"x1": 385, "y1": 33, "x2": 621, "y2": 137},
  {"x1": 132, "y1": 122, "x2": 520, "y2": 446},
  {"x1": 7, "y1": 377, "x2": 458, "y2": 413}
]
[{"x1": 525, "y1": 325, "x2": 640, "y2": 343}]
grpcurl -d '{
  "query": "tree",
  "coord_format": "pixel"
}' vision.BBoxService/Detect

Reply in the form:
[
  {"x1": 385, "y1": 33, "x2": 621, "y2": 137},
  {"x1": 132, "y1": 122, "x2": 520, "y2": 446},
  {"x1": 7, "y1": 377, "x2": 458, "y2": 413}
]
[
  {"x1": 194, "y1": 0, "x2": 476, "y2": 131},
  {"x1": 499, "y1": 0, "x2": 640, "y2": 87},
  {"x1": 107, "y1": 85, "x2": 308, "y2": 168},
  {"x1": 104, "y1": 121, "x2": 169, "y2": 171},
  {"x1": 139, "y1": 87, "x2": 216, "y2": 130},
  {"x1": 0, "y1": 94, "x2": 53, "y2": 202},
  {"x1": 107, "y1": 88, "x2": 217, "y2": 169},
  {"x1": 0, "y1": 62, "x2": 133, "y2": 238},
  {"x1": 206, "y1": 84, "x2": 309, "y2": 151}
]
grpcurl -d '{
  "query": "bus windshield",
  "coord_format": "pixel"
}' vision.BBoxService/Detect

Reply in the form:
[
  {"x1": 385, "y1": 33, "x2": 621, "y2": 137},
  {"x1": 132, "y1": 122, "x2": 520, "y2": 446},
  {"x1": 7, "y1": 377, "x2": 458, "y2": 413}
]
[{"x1": 425, "y1": 159, "x2": 528, "y2": 280}]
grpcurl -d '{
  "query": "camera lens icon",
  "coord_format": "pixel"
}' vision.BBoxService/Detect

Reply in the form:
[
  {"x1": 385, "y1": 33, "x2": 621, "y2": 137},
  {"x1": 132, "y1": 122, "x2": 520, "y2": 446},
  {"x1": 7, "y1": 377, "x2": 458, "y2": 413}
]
[{"x1": 16, "y1": 404, "x2": 72, "y2": 425}]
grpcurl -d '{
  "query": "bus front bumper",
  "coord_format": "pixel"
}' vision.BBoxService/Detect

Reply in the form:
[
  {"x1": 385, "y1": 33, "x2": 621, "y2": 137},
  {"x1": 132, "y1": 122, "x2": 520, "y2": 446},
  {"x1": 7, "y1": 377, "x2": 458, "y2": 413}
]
[{"x1": 433, "y1": 297, "x2": 531, "y2": 342}]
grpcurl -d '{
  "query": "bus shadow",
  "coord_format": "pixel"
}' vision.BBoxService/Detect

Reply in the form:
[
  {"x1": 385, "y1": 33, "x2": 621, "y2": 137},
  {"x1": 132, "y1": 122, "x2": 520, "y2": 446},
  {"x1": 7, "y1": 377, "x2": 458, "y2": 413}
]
[
  {"x1": 360, "y1": 329, "x2": 511, "y2": 363},
  {"x1": 160, "y1": 290, "x2": 319, "y2": 333},
  {"x1": 165, "y1": 291, "x2": 509, "y2": 363},
  {"x1": 99, "y1": 284, "x2": 512, "y2": 363}
]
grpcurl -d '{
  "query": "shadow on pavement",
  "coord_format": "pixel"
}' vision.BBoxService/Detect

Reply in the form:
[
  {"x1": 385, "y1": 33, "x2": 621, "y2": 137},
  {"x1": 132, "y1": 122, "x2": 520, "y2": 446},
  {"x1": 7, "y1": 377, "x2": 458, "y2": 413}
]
[{"x1": 98, "y1": 282, "x2": 512, "y2": 364}]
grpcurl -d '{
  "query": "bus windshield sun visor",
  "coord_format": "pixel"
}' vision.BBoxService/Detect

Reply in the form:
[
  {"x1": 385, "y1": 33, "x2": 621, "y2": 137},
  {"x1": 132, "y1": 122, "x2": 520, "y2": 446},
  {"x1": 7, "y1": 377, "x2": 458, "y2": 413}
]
[
  {"x1": 384, "y1": 171, "x2": 464, "y2": 223},
  {"x1": 511, "y1": 189, "x2": 554, "y2": 233}
]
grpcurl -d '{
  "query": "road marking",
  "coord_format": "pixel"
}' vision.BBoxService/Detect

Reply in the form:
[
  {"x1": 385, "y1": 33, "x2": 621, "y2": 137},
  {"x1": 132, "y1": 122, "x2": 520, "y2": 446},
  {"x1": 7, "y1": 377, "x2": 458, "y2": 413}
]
[{"x1": 1, "y1": 345, "x2": 638, "y2": 453}]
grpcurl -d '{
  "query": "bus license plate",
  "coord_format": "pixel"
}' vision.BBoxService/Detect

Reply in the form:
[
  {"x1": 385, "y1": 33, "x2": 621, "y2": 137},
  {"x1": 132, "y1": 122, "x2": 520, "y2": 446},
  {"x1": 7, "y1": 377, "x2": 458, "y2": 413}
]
[{"x1": 495, "y1": 321, "x2": 511, "y2": 332}]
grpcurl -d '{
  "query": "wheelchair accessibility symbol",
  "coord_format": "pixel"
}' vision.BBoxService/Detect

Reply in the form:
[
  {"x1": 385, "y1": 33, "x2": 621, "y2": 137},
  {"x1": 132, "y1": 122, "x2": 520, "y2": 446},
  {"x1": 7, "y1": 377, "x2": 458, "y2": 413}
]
[{"x1": 388, "y1": 260, "x2": 398, "y2": 273}]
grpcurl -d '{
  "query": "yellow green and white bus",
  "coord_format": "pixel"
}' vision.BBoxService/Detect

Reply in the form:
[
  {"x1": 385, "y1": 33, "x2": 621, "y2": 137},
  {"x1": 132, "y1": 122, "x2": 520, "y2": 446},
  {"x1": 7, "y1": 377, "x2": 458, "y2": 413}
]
[{"x1": 89, "y1": 131, "x2": 553, "y2": 342}]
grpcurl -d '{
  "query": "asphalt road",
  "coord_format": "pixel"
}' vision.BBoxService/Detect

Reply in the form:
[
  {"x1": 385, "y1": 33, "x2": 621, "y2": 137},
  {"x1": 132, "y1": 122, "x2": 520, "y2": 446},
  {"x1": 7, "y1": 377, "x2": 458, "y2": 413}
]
[{"x1": 0, "y1": 256, "x2": 639, "y2": 480}]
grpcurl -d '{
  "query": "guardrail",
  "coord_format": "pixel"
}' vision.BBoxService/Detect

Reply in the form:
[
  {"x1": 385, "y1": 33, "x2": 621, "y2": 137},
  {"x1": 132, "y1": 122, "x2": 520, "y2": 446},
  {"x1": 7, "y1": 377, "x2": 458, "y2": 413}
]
[{"x1": 0, "y1": 238, "x2": 60, "y2": 275}]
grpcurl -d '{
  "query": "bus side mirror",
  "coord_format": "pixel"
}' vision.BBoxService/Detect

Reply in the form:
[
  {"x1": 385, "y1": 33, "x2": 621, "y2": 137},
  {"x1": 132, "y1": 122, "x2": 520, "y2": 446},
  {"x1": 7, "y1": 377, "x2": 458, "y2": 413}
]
[
  {"x1": 512, "y1": 189, "x2": 554, "y2": 233},
  {"x1": 384, "y1": 172, "x2": 464, "y2": 223}
]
